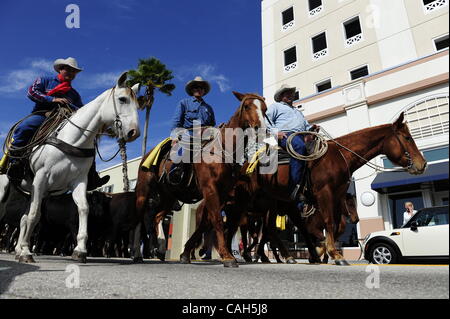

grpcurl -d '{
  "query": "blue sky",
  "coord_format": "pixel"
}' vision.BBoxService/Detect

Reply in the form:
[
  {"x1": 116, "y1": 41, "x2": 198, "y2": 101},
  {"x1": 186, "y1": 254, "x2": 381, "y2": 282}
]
[{"x1": 0, "y1": 0, "x2": 263, "y2": 170}]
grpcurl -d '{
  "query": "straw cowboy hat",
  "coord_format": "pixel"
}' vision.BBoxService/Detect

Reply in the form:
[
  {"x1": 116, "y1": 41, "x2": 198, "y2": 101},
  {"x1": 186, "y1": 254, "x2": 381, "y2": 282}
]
[
  {"x1": 53, "y1": 57, "x2": 83, "y2": 73},
  {"x1": 274, "y1": 84, "x2": 296, "y2": 102},
  {"x1": 185, "y1": 76, "x2": 211, "y2": 96}
]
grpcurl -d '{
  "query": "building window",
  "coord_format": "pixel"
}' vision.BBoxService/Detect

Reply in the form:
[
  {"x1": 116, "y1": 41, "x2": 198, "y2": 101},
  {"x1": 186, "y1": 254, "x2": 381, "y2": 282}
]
[
  {"x1": 344, "y1": 16, "x2": 363, "y2": 47},
  {"x1": 284, "y1": 46, "x2": 298, "y2": 73},
  {"x1": 129, "y1": 179, "x2": 137, "y2": 191},
  {"x1": 423, "y1": 0, "x2": 448, "y2": 14},
  {"x1": 316, "y1": 79, "x2": 332, "y2": 93},
  {"x1": 404, "y1": 95, "x2": 449, "y2": 140},
  {"x1": 282, "y1": 7, "x2": 295, "y2": 31},
  {"x1": 312, "y1": 32, "x2": 328, "y2": 60},
  {"x1": 350, "y1": 65, "x2": 369, "y2": 80},
  {"x1": 100, "y1": 185, "x2": 114, "y2": 193},
  {"x1": 434, "y1": 34, "x2": 449, "y2": 51},
  {"x1": 308, "y1": 0, "x2": 323, "y2": 17}
]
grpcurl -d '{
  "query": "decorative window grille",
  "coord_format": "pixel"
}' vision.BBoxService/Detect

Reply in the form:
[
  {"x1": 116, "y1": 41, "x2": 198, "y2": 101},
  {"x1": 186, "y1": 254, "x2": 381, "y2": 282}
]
[
  {"x1": 309, "y1": 0, "x2": 323, "y2": 17},
  {"x1": 312, "y1": 32, "x2": 328, "y2": 61},
  {"x1": 282, "y1": 7, "x2": 295, "y2": 32},
  {"x1": 344, "y1": 17, "x2": 363, "y2": 47},
  {"x1": 404, "y1": 95, "x2": 449, "y2": 140},
  {"x1": 423, "y1": 0, "x2": 448, "y2": 13},
  {"x1": 284, "y1": 47, "x2": 298, "y2": 73}
]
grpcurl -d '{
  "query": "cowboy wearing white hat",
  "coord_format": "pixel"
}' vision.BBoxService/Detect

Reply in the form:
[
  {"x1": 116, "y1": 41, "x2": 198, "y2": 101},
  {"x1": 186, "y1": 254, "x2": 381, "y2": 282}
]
[
  {"x1": 168, "y1": 76, "x2": 216, "y2": 184},
  {"x1": 265, "y1": 84, "x2": 320, "y2": 210},
  {"x1": 7, "y1": 57, "x2": 109, "y2": 190}
]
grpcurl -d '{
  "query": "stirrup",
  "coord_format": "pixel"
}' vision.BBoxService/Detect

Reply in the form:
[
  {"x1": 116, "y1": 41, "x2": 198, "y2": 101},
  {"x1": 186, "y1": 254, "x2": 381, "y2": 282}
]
[{"x1": 301, "y1": 203, "x2": 316, "y2": 218}]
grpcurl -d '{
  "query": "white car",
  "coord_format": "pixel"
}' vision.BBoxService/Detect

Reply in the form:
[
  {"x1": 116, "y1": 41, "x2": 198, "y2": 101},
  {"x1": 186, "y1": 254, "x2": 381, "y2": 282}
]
[{"x1": 363, "y1": 206, "x2": 449, "y2": 264}]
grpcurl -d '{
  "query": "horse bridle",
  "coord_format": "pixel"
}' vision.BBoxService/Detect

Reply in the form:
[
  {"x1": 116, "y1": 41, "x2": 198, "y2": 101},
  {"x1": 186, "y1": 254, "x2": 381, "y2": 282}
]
[{"x1": 390, "y1": 126, "x2": 414, "y2": 170}]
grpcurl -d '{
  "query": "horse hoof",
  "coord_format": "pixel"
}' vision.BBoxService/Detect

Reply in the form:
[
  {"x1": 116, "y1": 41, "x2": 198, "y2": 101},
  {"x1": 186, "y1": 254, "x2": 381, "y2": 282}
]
[
  {"x1": 223, "y1": 259, "x2": 238, "y2": 268},
  {"x1": 335, "y1": 259, "x2": 350, "y2": 266},
  {"x1": 286, "y1": 257, "x2": 297, "y2": 264},
  {"x1": 156, "y1": 251, "x2": 166, "y2": 262},
  {"x1": 180, "y1": 254, "x2": 191, "y2": 264},
  {"x1": 18, "y1": 255, "x2": 35, "y2": 263},
  {"x1": 15, "y1": 254, "x2": 20, "y2": 260},
  {"x1": 71, "y1": 251, "x2": 87, "y2": 263},
  {"x1": 132, "y1": 256, "x2": 144, "y2": 263}
]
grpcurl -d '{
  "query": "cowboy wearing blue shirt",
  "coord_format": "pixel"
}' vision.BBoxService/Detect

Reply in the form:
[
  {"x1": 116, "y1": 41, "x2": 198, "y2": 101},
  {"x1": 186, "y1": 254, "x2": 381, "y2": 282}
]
[
  {"x1": 6, "y1": 57, "x2": 109, "y2": 190},
  {"x1": 265, "y1": 84, "x2": 320, "y2": 208},
  {"x1": 169, "y1": 76, "x2": 216, "y2": 184}
]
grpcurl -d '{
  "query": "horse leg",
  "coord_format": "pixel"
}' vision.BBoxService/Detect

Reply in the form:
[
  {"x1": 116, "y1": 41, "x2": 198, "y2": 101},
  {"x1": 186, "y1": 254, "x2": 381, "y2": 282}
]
[
  {"x1": 154, "y1": 214, "x2": 167, "y2": 261},
  {"x1": 18, "y1": 179, "x2": 46, "y2": 263},
  {"x1": 267, "y1": 211, "x2": 296, "y2": 264},
  {"x1": 320, "y1": 198, "x2": 349, "y2": 266},
  {"x1": 71, "y1": 183, "x2": 90, "y2": 263},
  {"x1": 180, "y1": 201, "x2": 208, "y2": 263}
]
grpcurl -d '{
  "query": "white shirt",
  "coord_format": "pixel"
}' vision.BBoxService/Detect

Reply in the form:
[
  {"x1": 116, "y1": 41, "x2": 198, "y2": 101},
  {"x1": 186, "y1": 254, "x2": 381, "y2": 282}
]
[{"x1": 403, "y1": 210, "x2": 417, "y2": 226}]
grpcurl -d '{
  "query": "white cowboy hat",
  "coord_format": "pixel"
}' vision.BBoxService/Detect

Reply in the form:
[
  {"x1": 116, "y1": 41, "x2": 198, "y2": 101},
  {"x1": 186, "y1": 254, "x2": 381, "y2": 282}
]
[
  {"x1": 185, "y1": 76, "x2": 211, "y2": 96},
  {"x1": 274, "y1": 84, "x2": 296, "y2": 102},
  {"x1": 53, "y1": 57, "x2": 83, "y2": 73}
]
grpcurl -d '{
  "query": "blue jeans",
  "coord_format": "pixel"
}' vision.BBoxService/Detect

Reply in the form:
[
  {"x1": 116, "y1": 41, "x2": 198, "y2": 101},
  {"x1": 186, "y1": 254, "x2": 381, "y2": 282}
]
[
  {"x1": 12, "y1": 114, "x2": 46, "y2": 147},
  {"x1": 279, "y1": 132, "x2": 306, "y2": 193}
]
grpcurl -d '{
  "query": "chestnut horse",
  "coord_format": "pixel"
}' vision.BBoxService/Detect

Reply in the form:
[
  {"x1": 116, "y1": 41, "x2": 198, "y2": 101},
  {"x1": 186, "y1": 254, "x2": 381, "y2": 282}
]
[
  {"x1": 227, "y1": 112, "x2": 426, "y2": 265},
  {"x1": 134, "y1": 92, "x2": 267, "y2": 267}
]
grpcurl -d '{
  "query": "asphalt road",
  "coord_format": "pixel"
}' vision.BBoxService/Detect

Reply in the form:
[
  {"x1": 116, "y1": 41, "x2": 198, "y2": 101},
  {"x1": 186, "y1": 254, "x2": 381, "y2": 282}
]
[{"x1": 0, "y1": 252, "x2": 448, "y2": 299}]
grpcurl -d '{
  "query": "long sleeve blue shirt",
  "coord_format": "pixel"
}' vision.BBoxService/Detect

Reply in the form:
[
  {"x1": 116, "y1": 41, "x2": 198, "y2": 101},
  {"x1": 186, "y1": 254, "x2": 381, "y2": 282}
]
[
  {"x1": 28, "y1": 76, "x2": 83, "y2": 112},
  {"x1": 171, "y1": 97, "x2": 216, "y2": 130},
  {"x1": 265, "y1": 101, "x2": 311, "y2": 133}
]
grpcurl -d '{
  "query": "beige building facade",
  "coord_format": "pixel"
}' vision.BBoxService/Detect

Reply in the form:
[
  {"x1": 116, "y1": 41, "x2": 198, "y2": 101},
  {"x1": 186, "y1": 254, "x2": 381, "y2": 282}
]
[{"x1": 262, "y1": 0, "x2": 449, "y2": 259}]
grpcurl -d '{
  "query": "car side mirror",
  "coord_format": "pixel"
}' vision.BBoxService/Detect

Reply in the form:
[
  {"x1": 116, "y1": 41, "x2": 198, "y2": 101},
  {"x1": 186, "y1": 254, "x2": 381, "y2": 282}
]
[{"x1": 410, "y1": 221, "x2": 418, "y2": 231}]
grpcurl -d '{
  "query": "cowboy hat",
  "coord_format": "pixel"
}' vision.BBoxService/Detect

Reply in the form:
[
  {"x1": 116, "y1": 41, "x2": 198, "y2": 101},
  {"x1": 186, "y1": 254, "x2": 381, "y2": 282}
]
[
  {"x1": 53, "y1": 57, "x2": 83, "y2": 73},
  {"x1": 274, "y1": 84, "x2": 296, "y2": 102},
  {"x1": 185, "y1": 76, "x2": 211, "y2": 96}
]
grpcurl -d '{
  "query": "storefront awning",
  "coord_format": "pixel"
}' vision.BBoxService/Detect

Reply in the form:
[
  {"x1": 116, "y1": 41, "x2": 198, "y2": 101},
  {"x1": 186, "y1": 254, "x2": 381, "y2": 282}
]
[{"x1": 371, "y1": 161, "x2": 449, "y2": 192}]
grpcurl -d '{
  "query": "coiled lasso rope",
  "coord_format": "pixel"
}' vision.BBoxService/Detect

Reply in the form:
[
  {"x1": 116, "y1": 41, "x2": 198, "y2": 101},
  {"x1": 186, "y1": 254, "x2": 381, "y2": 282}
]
[{"x1": 285, "y1": 131, "x2": 328, "y2": 161}]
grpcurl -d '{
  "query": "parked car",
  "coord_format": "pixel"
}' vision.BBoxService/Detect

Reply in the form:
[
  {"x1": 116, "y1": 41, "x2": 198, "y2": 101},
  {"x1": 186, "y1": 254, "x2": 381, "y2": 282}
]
[{"x1": 363, "y1": 206, "x2": 449, "y2": 264}]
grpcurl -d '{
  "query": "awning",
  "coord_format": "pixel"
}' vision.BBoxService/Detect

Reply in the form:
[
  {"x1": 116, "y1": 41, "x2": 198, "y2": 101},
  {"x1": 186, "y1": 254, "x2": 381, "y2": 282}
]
[{"x1": 371, "y1": 161, "x2": 449, "y2": 192}]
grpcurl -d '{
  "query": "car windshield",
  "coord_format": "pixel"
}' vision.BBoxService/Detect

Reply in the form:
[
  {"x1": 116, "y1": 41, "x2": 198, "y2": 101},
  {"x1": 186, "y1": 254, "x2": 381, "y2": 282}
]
[{"x1": 403, "y1": 206, "x2": 449, "y2": 228}]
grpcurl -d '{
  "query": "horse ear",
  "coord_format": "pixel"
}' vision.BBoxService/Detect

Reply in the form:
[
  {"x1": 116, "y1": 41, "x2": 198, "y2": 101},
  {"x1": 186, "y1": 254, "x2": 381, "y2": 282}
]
[
  {"x1": 233, "y1": 91, "x2": 245, "y2": 101},
  {"x1": 131, "y1": 83, "x2": 140, "y2": 95},
  {"x1": 116, "y1": 72, "x2": 128, "y2": 88},
  {"x1": 394, "y1": 112, "x2": 405, "y2": 129}
]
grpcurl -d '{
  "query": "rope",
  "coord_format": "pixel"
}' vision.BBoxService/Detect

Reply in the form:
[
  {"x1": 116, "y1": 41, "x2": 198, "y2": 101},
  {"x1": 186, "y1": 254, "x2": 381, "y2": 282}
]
[
  {"x1": 285, "y1": 131, "x2": 328, "y2": 161},
  {"x1": 319, "y1": 127, "x2": 408, "y2": 173},
  {"x1": 119, "y1": 139, "x2": 129, "y2": 192},
  {"x1": 3, "y1": 105, "x2": 74, "y2": 159}
]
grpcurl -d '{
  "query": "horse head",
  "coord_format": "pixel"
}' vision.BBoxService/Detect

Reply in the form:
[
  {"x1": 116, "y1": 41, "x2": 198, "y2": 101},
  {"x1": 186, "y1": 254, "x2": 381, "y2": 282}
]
[
  {"x1": 102, "y1": 72, "x2": 141, "y2": 142},
  {"x1": 383, "y1": 112, "x2": 427, "y2": 175},
  {"x1": 232, "y1": 92, "x2": 267, "y2": 131}
]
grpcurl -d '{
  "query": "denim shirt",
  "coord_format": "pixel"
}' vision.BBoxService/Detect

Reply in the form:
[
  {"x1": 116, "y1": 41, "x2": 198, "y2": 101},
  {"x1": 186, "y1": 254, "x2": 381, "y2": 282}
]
[
  {"x1": 28, "y1": 76, "x2": 83, "y2": 112},
  {"x1": 171, "y1": 97, "x2": 216, "y2": 130},
  {"x1": 265, "y1": 101, "x2": 311, "y2": 133}
]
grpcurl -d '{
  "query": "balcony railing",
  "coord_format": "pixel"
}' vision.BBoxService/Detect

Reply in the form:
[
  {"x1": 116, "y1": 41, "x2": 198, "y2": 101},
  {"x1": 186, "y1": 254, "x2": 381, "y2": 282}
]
[
  {"x1": 313, "y1": 48, "x2": 328, "y2": 61},
  {"x1": 345, "y1": 33, "x2": 363, "y2": 47},
  {"x1": 309, "y1": 5, "x2": 323, "y2": 17},
  {"x1": 282, "y1": 20, "x2": 295, "y2": 32},
  {"x1": 424, "y1": 0, "x2": 448, "y2": 13},
  {"x1": 284, "y1": 62, "x2": 298, "y2": 73}
]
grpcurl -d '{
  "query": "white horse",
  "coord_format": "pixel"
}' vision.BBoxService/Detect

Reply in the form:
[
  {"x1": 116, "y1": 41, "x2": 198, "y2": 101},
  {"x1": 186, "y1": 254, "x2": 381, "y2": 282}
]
[{"x1": 0, "y1": 72, "x2": 140, "y2": 263}]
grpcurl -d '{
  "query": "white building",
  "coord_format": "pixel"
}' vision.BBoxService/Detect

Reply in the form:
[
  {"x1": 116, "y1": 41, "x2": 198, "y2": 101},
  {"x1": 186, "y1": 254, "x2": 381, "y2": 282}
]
[{"x1": 262, "y1": 0, "x2": 449, "y2": 257}]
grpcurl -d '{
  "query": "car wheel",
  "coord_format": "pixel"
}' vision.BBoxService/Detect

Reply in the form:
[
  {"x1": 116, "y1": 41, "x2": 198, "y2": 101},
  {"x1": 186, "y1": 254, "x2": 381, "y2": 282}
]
[{"x1": 370, "y1": 243, "x2": 398, "y2": 264}]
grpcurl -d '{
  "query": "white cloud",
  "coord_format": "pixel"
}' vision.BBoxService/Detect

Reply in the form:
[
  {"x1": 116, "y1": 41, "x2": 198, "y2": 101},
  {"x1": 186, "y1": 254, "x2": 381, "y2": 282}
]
[
  {"x1": 177, "y1": 64, "x2": 231, "y2": 93},
  {"x1": 0, "y1": 58, "x2": 54, "y2": 93},
  {"x1": 77, "y1": 72, "x2": 122, "y2": 89}
]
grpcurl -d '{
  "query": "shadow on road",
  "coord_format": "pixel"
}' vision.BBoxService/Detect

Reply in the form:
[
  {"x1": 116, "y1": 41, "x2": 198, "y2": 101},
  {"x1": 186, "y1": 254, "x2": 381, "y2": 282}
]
[{"x1": 0, "y1": 254, "x2": 39, "y2": 296}]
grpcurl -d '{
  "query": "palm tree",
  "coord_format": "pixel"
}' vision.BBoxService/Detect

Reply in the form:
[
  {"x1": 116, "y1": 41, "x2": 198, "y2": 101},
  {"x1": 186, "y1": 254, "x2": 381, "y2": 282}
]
[{"x1": 127, "y1": 57, "x2": 176, "y2": 157}]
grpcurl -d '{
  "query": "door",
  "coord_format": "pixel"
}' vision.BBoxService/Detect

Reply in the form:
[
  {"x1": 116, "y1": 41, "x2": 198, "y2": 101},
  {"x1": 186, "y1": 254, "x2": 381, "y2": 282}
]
[{"x1": 402, "y1": 208, "x2": 449, "y2": 256}]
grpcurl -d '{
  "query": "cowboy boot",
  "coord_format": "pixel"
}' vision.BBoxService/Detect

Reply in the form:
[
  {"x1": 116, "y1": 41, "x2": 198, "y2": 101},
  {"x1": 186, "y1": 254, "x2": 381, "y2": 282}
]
[
  {"x1": 6, "y1": 150, "x2": 26, "y2": 183},
  {"x1": 87, "y1": 164, "x2": 110, "y2": 191}
]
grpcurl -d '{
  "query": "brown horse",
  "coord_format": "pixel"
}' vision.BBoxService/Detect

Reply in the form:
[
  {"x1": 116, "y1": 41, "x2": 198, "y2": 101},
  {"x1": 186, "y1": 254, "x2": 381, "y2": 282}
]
[
  {"x1": 134, "y1": 92, "x2": 267, "y2": 267},
  {"x1": 227, "y1": 112, "x2": 426, "y2": 265}
]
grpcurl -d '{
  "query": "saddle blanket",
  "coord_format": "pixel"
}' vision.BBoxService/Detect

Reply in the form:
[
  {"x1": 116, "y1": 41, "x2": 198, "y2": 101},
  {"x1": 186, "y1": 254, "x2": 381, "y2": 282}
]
[{"x1": 141, "y1": 137, "x2": 172, "y2": 170}]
